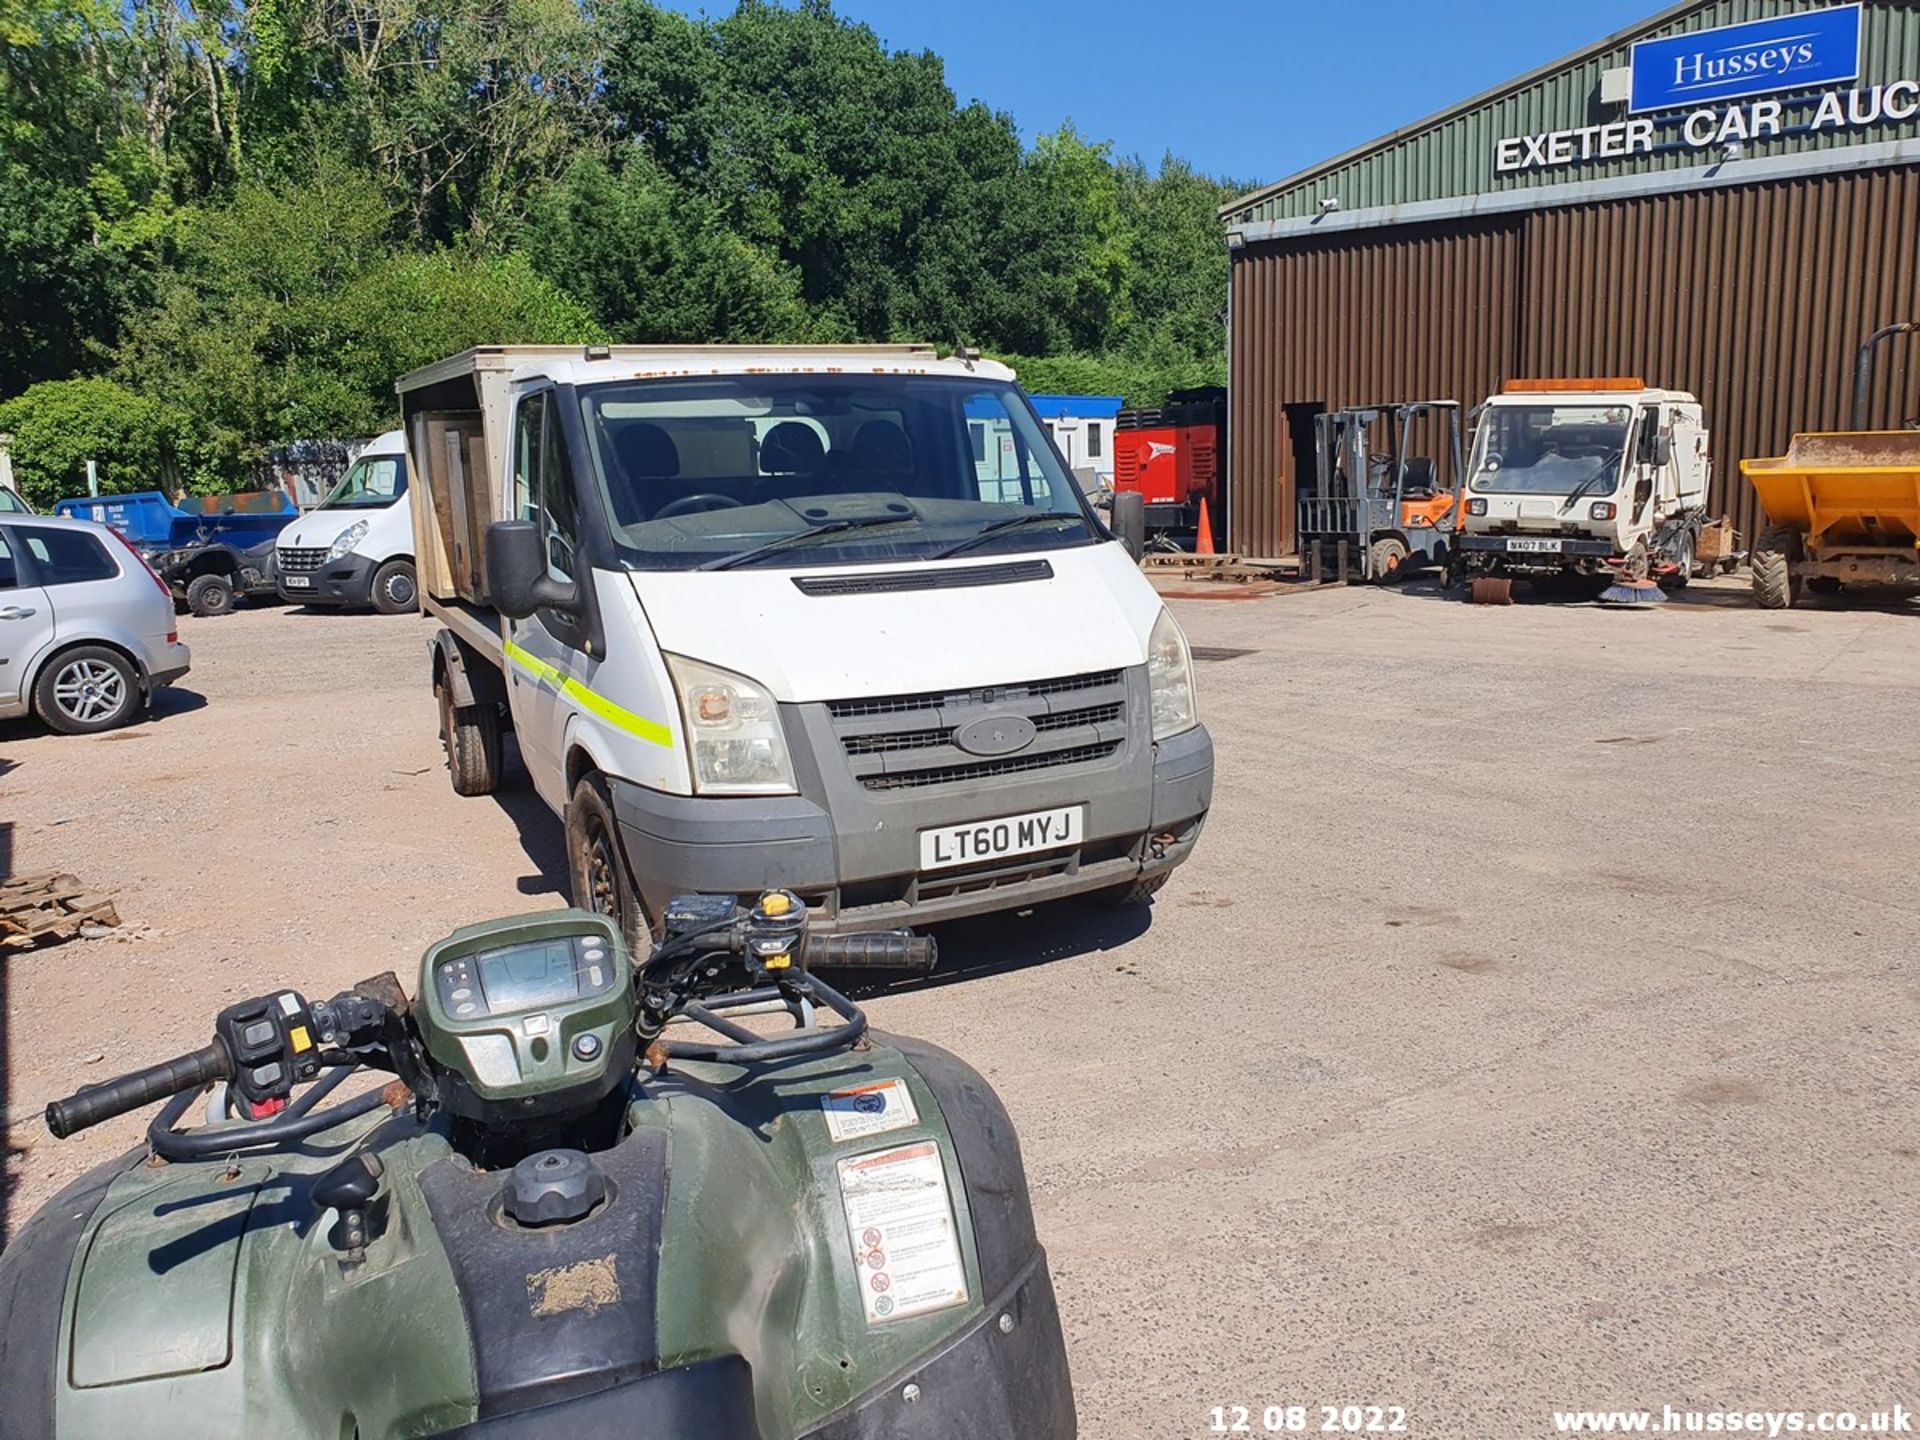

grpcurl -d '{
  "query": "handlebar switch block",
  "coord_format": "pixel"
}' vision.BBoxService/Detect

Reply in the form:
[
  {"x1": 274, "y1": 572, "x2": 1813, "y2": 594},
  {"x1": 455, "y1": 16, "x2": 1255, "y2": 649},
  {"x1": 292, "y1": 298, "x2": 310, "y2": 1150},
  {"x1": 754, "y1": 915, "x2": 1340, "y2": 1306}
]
[{"x1": 216, "y1": 991, "x2": 322, "y2": 1117}]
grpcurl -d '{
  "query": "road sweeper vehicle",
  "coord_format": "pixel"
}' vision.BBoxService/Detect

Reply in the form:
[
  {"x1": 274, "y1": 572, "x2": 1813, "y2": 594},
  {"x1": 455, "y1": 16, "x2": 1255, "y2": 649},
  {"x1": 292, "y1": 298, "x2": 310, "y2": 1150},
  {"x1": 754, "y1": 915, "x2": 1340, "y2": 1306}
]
[
  {"x1": 1742, "y1": 324, "x2": 1920, "y2": 609},
  {"x1": 0, "y1": 893, "x2": 1077, "y2": 1440},
  {"x1": 401, "y1": 345, "x2": 1213, "y2": 952},
  {"x1": 1455, "y1": 380, "x2": 1712, "y2": 604}
]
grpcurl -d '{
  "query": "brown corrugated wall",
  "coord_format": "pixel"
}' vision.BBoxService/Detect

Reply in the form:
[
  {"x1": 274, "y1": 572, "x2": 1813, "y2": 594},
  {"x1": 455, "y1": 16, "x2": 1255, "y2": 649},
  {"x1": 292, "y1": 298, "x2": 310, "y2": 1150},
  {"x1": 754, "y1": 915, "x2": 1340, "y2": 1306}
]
[{"x1": 1228, "y1": 165, "x2": 1920, "y2": 557}]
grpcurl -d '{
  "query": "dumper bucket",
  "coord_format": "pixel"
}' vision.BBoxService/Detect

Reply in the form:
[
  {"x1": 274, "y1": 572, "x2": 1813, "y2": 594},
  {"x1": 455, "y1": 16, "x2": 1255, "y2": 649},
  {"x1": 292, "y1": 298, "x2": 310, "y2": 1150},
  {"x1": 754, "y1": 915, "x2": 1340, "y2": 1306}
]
[{"x1": 1740, "y1": 432, "x2": 1920, "y2": 550}]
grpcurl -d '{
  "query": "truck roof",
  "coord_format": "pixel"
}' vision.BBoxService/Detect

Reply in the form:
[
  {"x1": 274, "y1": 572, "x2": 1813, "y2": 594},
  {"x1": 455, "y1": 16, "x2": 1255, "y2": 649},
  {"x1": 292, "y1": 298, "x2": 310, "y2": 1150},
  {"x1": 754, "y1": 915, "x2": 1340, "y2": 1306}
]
[
  {"x1": 1490, "y1": 380, "x2": 1699, "y2": 407},
  {"x1": 395, "y1": 344, "x2": 1018, "y2": 395}
]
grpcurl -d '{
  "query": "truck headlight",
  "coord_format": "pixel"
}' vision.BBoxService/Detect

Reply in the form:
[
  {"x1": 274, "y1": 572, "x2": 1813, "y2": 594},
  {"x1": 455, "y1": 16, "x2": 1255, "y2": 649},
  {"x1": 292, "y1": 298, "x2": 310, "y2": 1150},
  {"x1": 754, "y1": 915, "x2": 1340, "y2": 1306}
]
[
  {"x1": 327, "y1": 520, "x2": 369, "y2": 561},
  {"x1": 1147, "y1": 607, "x2": 1198, "y2": 742},
  {"x1": 1589, "y1": 502, "x2": 1617, "y2": 521},
  {"x1": 1466, "y1": 498, "x2": 1488, "y2": 517},
  {"x1": 666, "y1": 655, "x2": 797, "y2": 795}
]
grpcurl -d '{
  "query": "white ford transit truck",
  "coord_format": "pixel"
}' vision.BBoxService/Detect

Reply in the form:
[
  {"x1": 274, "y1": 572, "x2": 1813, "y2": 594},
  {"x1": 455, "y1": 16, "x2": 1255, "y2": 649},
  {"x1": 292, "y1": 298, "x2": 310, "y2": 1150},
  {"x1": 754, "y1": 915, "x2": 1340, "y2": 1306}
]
[{"x1": 399, "y1": 345, "x2": 1213, "y2": 948}]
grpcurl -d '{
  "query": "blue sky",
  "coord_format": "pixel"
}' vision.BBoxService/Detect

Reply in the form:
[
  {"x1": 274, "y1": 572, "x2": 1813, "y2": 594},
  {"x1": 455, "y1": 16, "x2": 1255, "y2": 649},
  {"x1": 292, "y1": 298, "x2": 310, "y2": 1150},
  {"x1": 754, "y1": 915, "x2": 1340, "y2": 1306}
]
[{"x1": 657, "y1": 0, "x2": 1667, "y2": 187}]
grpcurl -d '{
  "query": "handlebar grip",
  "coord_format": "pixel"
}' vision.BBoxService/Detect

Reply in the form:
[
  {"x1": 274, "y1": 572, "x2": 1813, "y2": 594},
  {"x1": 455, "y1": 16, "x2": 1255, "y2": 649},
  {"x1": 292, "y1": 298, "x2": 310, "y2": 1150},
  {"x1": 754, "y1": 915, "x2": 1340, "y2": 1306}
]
[
  {"x1": 810, "y1": 933, "x2": 938, "y2": 973},
  {"x1": 45, "y1": 1042, "x2": 230, "y2": 1140}
]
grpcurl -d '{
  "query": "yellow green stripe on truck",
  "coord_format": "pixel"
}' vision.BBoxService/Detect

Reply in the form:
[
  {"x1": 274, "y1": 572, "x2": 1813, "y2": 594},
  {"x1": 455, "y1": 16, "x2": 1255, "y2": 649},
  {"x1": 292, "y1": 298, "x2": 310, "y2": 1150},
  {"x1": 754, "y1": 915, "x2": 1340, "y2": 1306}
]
[{"x1": 502, "y1": 638, "x2": 675, "y2": 750}]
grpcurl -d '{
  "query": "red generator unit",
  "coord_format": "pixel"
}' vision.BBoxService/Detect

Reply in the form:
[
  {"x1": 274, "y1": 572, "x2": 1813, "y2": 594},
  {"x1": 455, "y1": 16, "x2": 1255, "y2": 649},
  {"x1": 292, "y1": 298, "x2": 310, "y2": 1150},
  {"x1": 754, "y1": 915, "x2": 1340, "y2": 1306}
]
[{"x1": 1114, "y1": 386, "x2": 1227, "y2": 549}]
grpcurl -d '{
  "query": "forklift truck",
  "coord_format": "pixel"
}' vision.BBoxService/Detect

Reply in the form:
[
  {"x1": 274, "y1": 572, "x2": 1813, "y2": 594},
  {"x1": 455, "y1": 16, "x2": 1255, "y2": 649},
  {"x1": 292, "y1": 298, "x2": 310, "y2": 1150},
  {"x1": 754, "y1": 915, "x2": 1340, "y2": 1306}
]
[{"x1": 1298, "y1": 402, "x2": 1465, "y2": 583}]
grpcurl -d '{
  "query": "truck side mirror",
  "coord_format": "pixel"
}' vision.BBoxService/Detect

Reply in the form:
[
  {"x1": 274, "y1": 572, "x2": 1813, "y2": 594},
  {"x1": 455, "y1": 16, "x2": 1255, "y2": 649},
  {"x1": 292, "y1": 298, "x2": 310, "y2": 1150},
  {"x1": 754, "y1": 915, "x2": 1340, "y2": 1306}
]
[
  {"x1": 1652, "y1": 433, "x2": 1673, "y2": 467},
  {"x1": 486, "y1": 520, "x2": 580, "y2": 619},
  {"x1": 1111, "y1": 491, "x2": 1146, "y2": 561}
]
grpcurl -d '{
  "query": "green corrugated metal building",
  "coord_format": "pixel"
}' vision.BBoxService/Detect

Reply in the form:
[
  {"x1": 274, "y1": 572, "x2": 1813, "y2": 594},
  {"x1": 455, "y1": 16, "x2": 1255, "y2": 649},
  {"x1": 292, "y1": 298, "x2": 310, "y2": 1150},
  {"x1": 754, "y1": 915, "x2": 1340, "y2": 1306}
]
[{"x1": 1219, "y1": 0, "x2": 1920, "y2": 557}]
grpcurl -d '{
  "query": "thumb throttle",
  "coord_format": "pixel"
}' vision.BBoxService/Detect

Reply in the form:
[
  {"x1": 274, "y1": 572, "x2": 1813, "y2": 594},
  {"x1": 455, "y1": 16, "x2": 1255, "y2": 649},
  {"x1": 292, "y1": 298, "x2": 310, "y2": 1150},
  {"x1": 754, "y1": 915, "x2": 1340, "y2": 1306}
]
[{"x1": 46, "y1": 1043, "x2": 231, "y2": 1139}]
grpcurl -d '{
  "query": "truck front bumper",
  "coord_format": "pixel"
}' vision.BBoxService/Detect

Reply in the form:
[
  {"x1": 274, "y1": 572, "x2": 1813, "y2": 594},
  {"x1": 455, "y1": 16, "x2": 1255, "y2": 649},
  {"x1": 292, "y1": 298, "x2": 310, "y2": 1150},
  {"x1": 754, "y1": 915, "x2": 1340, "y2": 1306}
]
[
  {"x1": 610, "y1": 723, "x2": 1213, "y2": 933},
  {"x1": 277, "y1": 553, "x2": 376, "y2": 605},
  {"x1": 1459, "y1": 533, "x2": 1617, "y2": 573}
]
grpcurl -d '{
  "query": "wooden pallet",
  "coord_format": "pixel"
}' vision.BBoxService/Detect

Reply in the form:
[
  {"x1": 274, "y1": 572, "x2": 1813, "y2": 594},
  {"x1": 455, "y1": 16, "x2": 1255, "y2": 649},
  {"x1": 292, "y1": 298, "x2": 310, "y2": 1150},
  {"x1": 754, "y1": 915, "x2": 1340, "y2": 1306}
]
[{"x1": 0, "y1": 873, "x2": 120, "y2": 947}]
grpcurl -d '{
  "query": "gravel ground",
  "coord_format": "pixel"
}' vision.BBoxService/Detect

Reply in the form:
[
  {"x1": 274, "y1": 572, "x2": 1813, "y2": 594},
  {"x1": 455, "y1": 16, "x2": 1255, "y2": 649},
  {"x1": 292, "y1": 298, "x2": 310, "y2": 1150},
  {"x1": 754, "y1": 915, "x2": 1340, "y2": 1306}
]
[{"x1": 3, "y1": 578, "x2": 1917, "y2": 1439}]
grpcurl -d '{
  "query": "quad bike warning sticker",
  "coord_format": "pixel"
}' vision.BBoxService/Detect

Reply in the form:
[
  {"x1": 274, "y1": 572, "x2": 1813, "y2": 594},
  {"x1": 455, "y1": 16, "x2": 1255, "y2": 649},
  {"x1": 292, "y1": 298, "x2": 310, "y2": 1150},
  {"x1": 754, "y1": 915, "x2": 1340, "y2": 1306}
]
[
  {"x1": 837, "y1": 1140, "x2": 969, "y2": 1325},
  {"x1": 821, "y1": 1077, "x2": 919, "y2": 1143}
]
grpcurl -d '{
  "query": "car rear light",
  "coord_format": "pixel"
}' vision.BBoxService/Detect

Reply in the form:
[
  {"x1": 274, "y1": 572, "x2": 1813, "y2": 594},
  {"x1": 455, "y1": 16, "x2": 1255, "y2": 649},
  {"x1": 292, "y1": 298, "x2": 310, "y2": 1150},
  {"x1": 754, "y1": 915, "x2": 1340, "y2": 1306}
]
[
  {"x1": 1589, "y1": 502, "x2": 1617, "y2": 521},
  {"x1": 1466, "y1": 498, "x2": 1488, "y2": 516},
  {"x1": 166, "y1": 631, "x2": 178, "y2": 645},
  {"x1": 103, "y1": 526, "x2": 172, "y2": 600}
]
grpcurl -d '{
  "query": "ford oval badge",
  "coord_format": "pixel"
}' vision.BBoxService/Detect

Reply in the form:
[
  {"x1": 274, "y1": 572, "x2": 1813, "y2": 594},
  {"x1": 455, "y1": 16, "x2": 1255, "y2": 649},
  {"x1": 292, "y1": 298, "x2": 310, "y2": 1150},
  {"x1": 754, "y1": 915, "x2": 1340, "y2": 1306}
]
[{"x1": 953, "y1": 714, "x2": 1036, "y2": 757}]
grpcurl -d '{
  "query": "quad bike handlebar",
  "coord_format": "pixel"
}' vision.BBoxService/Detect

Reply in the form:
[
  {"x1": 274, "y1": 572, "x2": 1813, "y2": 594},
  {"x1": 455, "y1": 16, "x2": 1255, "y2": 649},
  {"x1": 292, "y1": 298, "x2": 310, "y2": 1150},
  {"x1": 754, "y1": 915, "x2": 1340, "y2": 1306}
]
[
  {"x1": 46, "y1": 1042, "x2": 230, "y2": 1139},
  {"x1": 44, "y1": 892, "x2": 935, "y2": 1145}
]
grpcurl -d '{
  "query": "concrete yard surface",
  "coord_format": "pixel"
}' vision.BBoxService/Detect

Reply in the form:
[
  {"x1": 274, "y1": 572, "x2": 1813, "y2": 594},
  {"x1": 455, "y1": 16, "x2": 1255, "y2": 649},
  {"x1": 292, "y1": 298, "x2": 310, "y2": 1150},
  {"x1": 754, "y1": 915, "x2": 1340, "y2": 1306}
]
[{"x1": 2, "y1": 579, "x2": 1917, "y2": 1438}]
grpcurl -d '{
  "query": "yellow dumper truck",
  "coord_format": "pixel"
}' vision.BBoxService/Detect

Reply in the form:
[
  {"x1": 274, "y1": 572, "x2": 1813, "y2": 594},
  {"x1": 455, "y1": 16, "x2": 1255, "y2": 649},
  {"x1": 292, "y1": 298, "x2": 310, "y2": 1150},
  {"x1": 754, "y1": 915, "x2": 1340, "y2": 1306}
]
[{"x1": 1743, "y1": 324, "x2": 1920, "y2": 609}]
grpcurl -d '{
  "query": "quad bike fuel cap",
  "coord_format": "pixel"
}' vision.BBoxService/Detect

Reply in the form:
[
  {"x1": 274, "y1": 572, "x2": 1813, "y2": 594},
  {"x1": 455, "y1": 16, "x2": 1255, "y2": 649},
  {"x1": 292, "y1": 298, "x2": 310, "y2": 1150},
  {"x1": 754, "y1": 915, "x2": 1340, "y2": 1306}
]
[{"x1": 503, "y1": 1148, "x2": 607, "y2": 1227}]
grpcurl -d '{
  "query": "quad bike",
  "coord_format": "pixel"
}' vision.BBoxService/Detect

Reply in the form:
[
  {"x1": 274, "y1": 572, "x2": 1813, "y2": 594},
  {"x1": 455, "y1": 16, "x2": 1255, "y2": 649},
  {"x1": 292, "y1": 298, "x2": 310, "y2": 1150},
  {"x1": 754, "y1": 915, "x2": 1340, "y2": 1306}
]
[{"x1": 0, "y1": 893, "x2": 1075, "y2": 1439}]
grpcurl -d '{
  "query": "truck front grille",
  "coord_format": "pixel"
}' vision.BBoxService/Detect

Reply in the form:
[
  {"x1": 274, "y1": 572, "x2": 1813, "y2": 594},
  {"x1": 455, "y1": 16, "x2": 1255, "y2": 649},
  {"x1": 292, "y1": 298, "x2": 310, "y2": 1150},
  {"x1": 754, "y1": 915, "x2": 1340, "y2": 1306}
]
[
  {"x1": 825, "y1": 669, "x2": 1130, "y2": 792},
  {"x1": 278, "y1": 547, "x2": 327, "y2": 574}
]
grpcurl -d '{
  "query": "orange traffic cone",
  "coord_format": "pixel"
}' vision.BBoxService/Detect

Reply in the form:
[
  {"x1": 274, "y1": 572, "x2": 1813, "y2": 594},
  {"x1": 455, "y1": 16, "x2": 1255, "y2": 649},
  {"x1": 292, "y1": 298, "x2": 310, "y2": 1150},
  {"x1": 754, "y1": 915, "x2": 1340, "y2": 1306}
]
[{"x1": 1194, "y1": 496, "x2": 1217, "y2": 556}]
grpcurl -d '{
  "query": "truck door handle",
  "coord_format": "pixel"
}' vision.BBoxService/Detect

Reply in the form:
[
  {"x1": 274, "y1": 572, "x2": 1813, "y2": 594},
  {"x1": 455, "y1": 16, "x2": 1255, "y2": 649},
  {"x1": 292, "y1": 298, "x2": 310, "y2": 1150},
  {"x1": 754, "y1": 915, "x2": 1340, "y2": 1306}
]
[{"x1": 0, "y1": 606, "x2": 37, "y2": 620}]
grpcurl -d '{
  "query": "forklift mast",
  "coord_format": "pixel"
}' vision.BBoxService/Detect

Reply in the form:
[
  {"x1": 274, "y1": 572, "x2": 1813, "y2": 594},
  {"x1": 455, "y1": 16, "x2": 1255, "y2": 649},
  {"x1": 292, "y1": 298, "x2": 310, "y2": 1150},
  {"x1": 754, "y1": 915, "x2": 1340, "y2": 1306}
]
[{"x1": 1299, "y1": 402, "x2": 1465, "y2": 583}]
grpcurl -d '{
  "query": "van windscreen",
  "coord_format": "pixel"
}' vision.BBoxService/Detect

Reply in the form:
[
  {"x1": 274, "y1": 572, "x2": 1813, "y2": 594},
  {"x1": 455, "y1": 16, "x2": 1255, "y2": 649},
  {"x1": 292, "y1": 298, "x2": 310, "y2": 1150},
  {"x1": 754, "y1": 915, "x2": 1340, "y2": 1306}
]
[{"x1": 577, "y1": 374, "x2": 1096, "y2": 571}]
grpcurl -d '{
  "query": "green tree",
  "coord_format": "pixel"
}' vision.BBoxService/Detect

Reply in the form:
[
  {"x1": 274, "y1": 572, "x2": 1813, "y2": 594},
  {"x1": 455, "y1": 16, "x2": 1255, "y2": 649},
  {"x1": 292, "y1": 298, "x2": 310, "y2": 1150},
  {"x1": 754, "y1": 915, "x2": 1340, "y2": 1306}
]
[
  {"x1": 523, "y1": 154, "x2": 809, "y2": 343},
  {"x1": 114, "y1": 159, "x2": 601, "y2": 487},
  {"x1": 0, "y1": 377, "x2": 175, "y2": 506},
  {"x1": 1116, "y1": 154, "x2": 1242, "y2": 361}
]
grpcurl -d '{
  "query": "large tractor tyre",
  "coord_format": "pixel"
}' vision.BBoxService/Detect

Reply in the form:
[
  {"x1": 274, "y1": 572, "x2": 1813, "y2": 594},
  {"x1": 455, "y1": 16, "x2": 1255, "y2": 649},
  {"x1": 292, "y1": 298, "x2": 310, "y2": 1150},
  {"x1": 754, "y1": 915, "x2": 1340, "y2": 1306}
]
[
  {"x1": 438, "y1": 684, "x2": 501, "y2": 797},
  {"x1": 33, "y1": 645, "x2": 142, "y2": 735},
  {"x1": 1751, "y1": 526, "x2": 1803, "y2": 610},
  {"x1": 1368, "y1": 536, "x2": 1411, "y2": 585},
  {"x1": 566, "y1": 773, "x2": 650, "y2": 960},
  {"x1": 1660, "y1": 531, "x2": 1695, "y2": 591},
  {"x1": 370, "y1": 558, "x2": 419, "y2": 615},
  {"x1": 185, "y1": 572, "x2": 236, "y2": 617}
]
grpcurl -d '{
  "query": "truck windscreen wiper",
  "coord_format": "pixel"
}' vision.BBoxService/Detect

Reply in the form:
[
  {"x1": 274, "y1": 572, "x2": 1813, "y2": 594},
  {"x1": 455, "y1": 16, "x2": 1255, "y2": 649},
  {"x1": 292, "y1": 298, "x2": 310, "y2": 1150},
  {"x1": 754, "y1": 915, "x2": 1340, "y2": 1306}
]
[
  {"x1": 928, "y1": 512, "x2": 1085, "y2": 561},
  {"x1": 1558, "y1": 450, "x2": 1625, "y2": 514},
  {"x1": 698, "y1": 515, "x2": 918, "y2": 572}
]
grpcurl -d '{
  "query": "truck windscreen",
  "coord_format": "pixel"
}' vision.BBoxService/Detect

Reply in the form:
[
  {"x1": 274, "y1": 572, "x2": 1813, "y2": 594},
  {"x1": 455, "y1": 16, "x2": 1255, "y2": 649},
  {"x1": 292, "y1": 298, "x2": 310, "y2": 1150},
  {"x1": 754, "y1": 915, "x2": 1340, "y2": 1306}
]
[
  {"x1": 1468, "y1": 404, "x2": 1631, "y2": 497},
  {"x1": 573, "y1": 375, "x2": 1096, "y2": 571}
]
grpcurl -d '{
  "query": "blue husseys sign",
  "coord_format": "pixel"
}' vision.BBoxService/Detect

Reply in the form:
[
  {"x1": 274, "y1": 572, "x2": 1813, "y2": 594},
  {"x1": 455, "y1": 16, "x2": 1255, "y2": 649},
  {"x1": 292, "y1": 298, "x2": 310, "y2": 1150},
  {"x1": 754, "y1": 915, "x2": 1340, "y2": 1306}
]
[{"x1": 1631, "y1": 4, "x2": 1863, "y2": 114}]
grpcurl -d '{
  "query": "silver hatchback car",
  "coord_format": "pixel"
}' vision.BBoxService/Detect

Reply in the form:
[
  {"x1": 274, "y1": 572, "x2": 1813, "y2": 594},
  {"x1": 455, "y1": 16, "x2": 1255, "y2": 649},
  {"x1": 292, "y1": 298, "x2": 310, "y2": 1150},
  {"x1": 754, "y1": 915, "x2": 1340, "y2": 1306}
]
[{"x1": 0, "y1": 515, "x2": 192, "y2": 734}]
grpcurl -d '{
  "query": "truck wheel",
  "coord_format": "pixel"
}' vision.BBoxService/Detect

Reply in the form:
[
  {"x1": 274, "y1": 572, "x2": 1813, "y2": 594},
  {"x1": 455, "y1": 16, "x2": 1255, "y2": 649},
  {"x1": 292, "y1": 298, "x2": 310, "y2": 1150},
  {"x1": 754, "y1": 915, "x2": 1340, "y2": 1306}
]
[
  {"x1": 1103, "y1": 872, "x2": 1170, "y2": 908},
  {"x1": 34, "y1": 645, "x2": 141, "y2": 735},
  {"x1": 1660, "y1": 532, "x2": 1694, "y2": 591},
  {"x1": 1751, "y1": 526, "x2": 1803, "y2": 610},
  {"x1": 567, "y1": 774, "x2": 650, "y2": 958},
  {"x1": 438, "y1": 684, "x2": 501, "y2": 796},
  {"x1": 370, "y1": 559, "x2": 418, "y2": 615},
  {"x1": 186, "y1": 573, "x2": 235, "y2": 617},
  {"x1": 1368, "y1": 537, "x2": 1410, "y2": 584}
]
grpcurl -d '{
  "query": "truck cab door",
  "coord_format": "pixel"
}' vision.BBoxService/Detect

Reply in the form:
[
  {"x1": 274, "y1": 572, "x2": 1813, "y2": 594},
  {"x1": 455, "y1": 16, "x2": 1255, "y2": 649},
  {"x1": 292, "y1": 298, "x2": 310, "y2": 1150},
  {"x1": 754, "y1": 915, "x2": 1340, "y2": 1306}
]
[
  {"x1": 502, "y1": 388, "x2": 584, "y2": 812},
  {"x1": 0, "y1": 529, "x2": 55, "y2": 709}
]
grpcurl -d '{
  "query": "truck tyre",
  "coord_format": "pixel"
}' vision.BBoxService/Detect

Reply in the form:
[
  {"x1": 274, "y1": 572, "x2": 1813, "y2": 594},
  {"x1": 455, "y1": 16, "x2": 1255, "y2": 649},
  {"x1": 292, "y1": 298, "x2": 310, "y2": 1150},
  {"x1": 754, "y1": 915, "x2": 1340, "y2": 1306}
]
[
  {"x1": 1751, "y1": 526, "x2": 1803, "y2": 610},
  {"x1": 438, "y1": 684, "x2": 501, "y2": 797},
  {"x1": 1103, "y1": 872, "x2": 1170, "y2": 907},
  {"x1": 33, "y1": 645, "x2": 142, "y2": 735},
  {"x1": 567, "y1": 773, "x2": 649, "y2": 958},
  {"x1": 1368, "y1": 536, "x2": 1410, "y2": 584},
  {"x1": 1660, "y1": 532, "x2": 1694, "y2": 591},
  {"x1": 185, "y1": 572, "x2": 235, "y2": 617},
  {"x1": 370, "y1": 559, "x2": 418, "y2": 615}
]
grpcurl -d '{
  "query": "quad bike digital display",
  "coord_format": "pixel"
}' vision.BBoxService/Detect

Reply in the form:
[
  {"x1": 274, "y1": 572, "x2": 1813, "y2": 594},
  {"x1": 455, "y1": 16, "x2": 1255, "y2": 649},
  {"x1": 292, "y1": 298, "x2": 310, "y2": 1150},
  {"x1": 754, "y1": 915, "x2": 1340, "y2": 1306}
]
[{"x1": 0, "y1": 893, "x2": 1076, "y2": 1439}]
